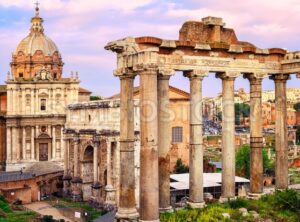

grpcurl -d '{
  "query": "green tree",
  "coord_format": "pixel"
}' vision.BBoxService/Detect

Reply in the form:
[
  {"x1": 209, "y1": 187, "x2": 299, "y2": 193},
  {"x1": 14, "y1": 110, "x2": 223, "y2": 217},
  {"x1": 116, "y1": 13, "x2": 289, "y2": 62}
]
[
  {"x1": 90, "y1": 96, "x2": 102, "y2": 101},
  {"x1": 217, "y1": 112, "x2": 222, "y2": 121},
  {"x1": 235, "y1": 145, "x2": 272, "y2": 178},
  {"x1": 173, "y1": 158, "x2": 189, "y2": 174},
  {"x1": 293, "y1": 102, "x2": 300, "y2": 111},
  {"x1": 234, "y1": 103, "x2": 250, "y2": 125}
]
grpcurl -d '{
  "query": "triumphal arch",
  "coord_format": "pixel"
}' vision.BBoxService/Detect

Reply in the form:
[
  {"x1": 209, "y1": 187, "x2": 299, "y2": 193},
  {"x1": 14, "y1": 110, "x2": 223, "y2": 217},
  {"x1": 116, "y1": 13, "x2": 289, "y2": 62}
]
[{"x1": 105, "y1": 16, "x2": 300, "y2": 221}]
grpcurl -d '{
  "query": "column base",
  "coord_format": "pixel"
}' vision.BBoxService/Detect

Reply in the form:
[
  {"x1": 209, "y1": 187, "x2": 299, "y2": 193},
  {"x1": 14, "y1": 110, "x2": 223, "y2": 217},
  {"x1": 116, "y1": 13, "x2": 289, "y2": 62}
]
[
  {"x1": 219, "y1": 196, "x2": 236, "y2": 203},
  {"x1": 159, "y1": 206, "x2": 173, "y2": 213},
  {"x1": 247, "y1": 192, "x2": 263, "y2": 200},
  {"x1": 115, "y1": 207, "x2": 139, "y2": 221},
  {"x1": 187, "y1": 201, "x2": 205, "y2": 208},
  {"x1": 105, "y1": 185, "x2": 116, "y2": 205}
]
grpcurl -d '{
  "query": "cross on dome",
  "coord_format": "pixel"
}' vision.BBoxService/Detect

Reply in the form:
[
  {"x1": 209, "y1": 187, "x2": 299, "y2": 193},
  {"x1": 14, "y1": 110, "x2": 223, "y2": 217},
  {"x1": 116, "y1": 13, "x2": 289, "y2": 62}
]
[{"x1": 35, "y1": 1, "x2": 40, "y2": 16}]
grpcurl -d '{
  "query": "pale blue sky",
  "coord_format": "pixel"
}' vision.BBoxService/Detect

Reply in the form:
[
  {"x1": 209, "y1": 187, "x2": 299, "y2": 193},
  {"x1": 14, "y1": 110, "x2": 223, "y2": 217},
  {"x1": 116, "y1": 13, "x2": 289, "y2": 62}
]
[{"x1": 0, "y1": 0, "x2": 300, "y2": 97}]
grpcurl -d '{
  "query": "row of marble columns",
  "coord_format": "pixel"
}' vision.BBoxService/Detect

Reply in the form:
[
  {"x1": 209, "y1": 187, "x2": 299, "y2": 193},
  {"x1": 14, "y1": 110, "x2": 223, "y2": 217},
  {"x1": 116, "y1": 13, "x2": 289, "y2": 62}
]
[
  {"x1": 6, "y1": 125, "x2": 64, "y2": 162},
  {"x1": 116, "y1": 69, "x2": 290, "y2": 221}
]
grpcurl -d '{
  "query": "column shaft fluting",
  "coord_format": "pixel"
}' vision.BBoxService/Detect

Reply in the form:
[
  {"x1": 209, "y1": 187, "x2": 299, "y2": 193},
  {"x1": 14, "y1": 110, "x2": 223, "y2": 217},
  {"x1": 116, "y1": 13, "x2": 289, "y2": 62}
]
[
  {"x1": 218, "y1": 74, "x2": 236, "y2": 198},
  {"x1": 158, "y1": 74, "x2": 171, "y2": 210},
  {"x1": 271, "y1": 74, "x2": 289, "y2": 189},
  {"x1": 185, "y1": 71, "x2": 205, "y2": 207},
  {"x1": 116, "y1": 75, "x2": 138, "y2": 220},
  {"x1": 140, "y1": 69, "x2": 159, "y2": 221}
]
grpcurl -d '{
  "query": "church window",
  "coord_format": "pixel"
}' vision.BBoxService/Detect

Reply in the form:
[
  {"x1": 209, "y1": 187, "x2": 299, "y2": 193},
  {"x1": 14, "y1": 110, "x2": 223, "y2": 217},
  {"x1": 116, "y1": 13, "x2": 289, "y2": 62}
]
[
  {"x1": 172, "y1": 126, "x2": 183, "y2": 143},
  {"x1": 53, "y1": 73, "x2": 57, "y2": 79},
  {"x1": 41, "y1": 99, "x2": 46, "y2": 111},
  {"x1": 19, "y1": 73, "x2": 23, "y2": 78}
]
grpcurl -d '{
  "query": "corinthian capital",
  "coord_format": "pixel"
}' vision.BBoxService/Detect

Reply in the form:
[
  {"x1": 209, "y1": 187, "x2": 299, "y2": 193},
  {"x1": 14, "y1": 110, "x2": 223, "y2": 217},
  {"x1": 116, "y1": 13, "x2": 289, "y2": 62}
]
[
  {"x1": 243, "y1": 73, "x2": 266, "y2": 84},
  {"x1": 158, "y1": 68, "x2": 175, "y2": 80},
  {"x1": 216, "y1": 71, "x2": 240, "y2": 80},
  {"x1": 269, "y1": 73, "x2": 290, "y2": 82},
  {"x1": 183, "y1": 70, "x2": 208, "y2": 79},
  {"x1": 114, "y1": 68, "x2": 136, "y2": 79}
]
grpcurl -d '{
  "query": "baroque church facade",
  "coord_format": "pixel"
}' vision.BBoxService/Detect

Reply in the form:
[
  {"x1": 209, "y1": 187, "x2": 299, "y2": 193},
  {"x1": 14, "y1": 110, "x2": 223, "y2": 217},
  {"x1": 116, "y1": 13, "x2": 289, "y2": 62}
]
[{"x1": 4, "y1": 6, "x2": 89, "y2": 172}]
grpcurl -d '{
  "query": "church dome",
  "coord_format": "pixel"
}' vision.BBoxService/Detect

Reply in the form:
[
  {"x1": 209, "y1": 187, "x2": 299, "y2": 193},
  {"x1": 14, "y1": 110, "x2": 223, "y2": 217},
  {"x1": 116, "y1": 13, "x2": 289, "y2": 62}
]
[
  {"x1": 14, "y1": 6, "x2": 59, "y2": 56},
  {"x1": 10, "y1": 4, "x2": 63, "y2": 80},
  {"x1": 14, "y1": 32, "x2": 59, "y2": 56}
]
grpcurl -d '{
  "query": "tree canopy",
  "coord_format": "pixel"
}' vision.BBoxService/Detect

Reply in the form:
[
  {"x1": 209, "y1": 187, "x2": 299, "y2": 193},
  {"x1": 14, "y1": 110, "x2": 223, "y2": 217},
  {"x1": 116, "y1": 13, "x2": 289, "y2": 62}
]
[
  {"x1": 294, "y1": 102, "x2": 300, "y2": 111},
  {"x1": 234, "y1": 103, "x2": 250, "y2": 125},
  {"x1": 173, "y1": 158, "x2": 189, "y2": 174},
  {"x1": 235, "y1": 144, "x2": 272, "y2": 178}
]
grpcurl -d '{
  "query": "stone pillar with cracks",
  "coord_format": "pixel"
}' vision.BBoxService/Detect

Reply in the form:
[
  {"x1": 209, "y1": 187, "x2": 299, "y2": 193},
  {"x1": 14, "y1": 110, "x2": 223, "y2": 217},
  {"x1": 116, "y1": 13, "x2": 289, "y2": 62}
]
[
  {"x1": 92, "y1": 136, "x2": 101, "y2": 202},
  {"x1": 139, "y1": 66, "x2": 159, "y2": 222},
  {"x1": 244, "y1": 73, "x2": 264, "y2": 196},
  {"x1": 71, "y1": 135, "x2": 82, "y2": 201},
  {"x1": 158, "y1": 69, "x2": 174, "y2": 212},
  {"x1": 216, "y1": 72, "x2": 237, "y2": 200},
  {"x1": 63, "y1": 138, "x2": 71, "y2": 197},
  {"x1": 115, "y1": 73, "x2": 139, "y2": 221},
  {"x1": 270, "y1": 74, "x2": 289, "y2": 189},
  {"x1": 184, "y1": 70, "x2": 207, "y2": 208}
]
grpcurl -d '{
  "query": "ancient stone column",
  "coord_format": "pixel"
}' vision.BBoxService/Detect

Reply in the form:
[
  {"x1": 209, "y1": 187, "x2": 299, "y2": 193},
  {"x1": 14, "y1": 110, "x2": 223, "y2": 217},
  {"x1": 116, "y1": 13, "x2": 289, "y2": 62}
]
[
  {"x1": 22, "y1": 127, "x2": 26, "y2": 160},
  {"x1": 184, "y1": 70, "x2": 207, "y2": 208},
  {"x1": 63, "y1": 139, "x2": 71, "y2": 197},
  {"x1": 31, "y1": 126, "x2": 35, "y2": 160},
  {"x1": 92, "y1": 137, "x2": 101, "y2": 201},
  {"x1": 71, "y1": 135, "x2": 82, "y2": 201},
  {"x1": 270, "y1": 74, "x2": 289, "y2": 189},
  {"x1": 139, "y1": 67, "x2": 159, "y2": 221},
  {"x1": 105, "y1": 139, "x2": 116, "y2": 204},
  {"x1": 158, "y1": 69, "x2": 174, "y2": 212},
  {"x1": 115, "y1": 74, "x2": 139, "y2": 221},
  {"x1": 64, "y1": 139, "x2": 69, "y2": 176},
  {"x1": 93, "y1": 145, "x2": 98, "y2": 183},
  {"x1": 244, "y1": 74, "x2": 264, "y2": 195},
  {"x1": 60, "y1": 126, "x2": 64, "y2": 159},
  {"x1": 6, "y1": 127, "x2": 11, "y2": 163},
  {"x1": 52, "y1": 126, "x2": 56, "y2": 160},
  {"x1": 216, "y1": 73, "x2": 236, "y2": 199}
]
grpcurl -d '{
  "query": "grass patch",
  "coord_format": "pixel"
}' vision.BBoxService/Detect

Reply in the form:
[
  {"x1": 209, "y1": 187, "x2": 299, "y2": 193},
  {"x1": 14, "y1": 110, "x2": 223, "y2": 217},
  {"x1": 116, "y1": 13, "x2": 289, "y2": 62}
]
[
  {"x1": 51, "y1": 197, "x2": 103, "y2": 221},
  {"x1": 161, "y1": 189, "x2": 300, "y2": 222},
  {"x1": 0, "y1": 195, "x2": 37, "y2": 222}
]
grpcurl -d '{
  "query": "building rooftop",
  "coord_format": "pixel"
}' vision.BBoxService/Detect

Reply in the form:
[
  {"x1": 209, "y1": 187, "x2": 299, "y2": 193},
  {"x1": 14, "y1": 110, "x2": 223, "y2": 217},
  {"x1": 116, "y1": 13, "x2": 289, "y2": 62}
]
[{"x1": 170, "y1": 173, "x2": 249, "y2": 191}]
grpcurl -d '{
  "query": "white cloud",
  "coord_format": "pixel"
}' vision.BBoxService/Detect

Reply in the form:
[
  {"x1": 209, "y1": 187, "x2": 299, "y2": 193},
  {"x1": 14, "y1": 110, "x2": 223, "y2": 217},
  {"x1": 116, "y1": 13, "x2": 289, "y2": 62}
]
[{"x1": 0, "y1": 0, "x2": 153, "y2": 13}]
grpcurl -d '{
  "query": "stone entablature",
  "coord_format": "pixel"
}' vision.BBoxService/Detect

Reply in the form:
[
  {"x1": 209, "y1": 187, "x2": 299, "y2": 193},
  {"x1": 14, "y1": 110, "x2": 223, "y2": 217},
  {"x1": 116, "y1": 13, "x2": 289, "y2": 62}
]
[
  {"x1": 105, "y1": 18, "x2": 300, "y2": 77},
  {"x1": 65, "y1": 99, "x2": 140, "y2": 132}
]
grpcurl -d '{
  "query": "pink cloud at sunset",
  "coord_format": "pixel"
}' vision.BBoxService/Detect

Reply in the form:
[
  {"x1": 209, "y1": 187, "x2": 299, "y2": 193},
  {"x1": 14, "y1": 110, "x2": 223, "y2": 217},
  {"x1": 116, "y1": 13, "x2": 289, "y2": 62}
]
[{"x1": 0, "y1": 0, "x2": 300, "y2": 97}]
